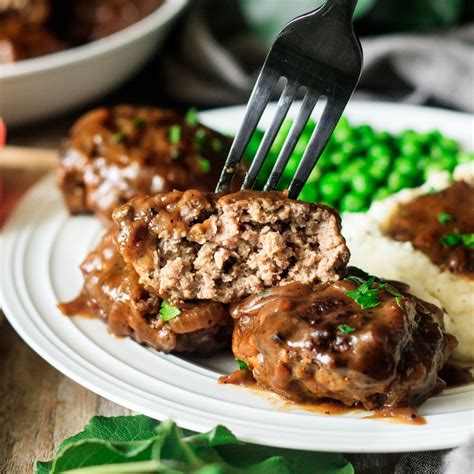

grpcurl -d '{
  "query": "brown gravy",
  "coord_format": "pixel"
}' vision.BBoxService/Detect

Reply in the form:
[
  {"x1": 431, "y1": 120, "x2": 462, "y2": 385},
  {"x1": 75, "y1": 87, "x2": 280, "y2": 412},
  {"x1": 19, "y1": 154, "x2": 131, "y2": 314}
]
[
  {"x1": 220, "y1": 369, "x2": 426, "y2": 424},
  {"x1": 385, "y1": 181, "x2": 474, "y2": 278},
  {"x1": 440, "y1": 363, "x2": 474, "y2": 388}
]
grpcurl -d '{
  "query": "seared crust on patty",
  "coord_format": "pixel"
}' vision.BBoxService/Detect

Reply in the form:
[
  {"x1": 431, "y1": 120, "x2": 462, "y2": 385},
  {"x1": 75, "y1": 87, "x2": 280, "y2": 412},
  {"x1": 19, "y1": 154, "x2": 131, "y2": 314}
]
[
  {"x1": 113, "y1": 189, "x2": 350, "y2": 304},
  {"x1": 57, "y1": 105, "x2": 231, "y2": 224},
  {"x1": 231, "y1": 278, "x2": 457, "y2": 409}
]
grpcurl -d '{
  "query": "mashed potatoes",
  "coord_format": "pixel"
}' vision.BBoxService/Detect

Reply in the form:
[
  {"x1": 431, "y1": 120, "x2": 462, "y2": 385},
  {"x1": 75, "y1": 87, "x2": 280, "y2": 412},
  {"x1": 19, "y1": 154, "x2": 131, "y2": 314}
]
[{"x1": 342, "y1": 163, "x2": 474, "y2": 363}]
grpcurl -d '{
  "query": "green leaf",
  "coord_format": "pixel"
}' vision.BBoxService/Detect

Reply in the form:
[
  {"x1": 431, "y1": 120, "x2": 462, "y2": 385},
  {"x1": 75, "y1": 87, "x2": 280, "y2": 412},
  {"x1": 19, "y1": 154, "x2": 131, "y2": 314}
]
[
  {"x1": 35, "y1": 416, "x2": 354, "y2": 474},
  {"x1": 441, "y1": 232, "x2": 474, "y2": 248},
  {"x1": 112, "y1": 132, "x2": 126, "y2": 144},
  {"x1": 185, "y1": 107, "x2": 199, "y2": 127},
  {"x1": 160, "y1": 301, "x2": 181, "y2": 322},
  {"x1": 438, "y1": 212, "x2": 454, "y2": 225},
  {"x1": 337, "y1": 324, "x2": 356, "y2": 335},
  {"x1": 35, "y1": 461, "x2": 52, "y2": 474},
  {"x1": 186, "y1": 426, "x2": 240, "y2": 449},
  {"x1": 133, "y1": 118, "x2": 145, "y2": 129},
  {"x1": 197, "y1": 156, "x2": 211, "y2": 173},
  {"x1": 169, "y1": 125, "x2": 181, "y2": 145},
  {"x1": 237, "y1": 359, "x2": 249, "y2": 370},
  {"x1": 345, "y1": 276, "x2": 386, "y2": 309},
  {"x1": 52, "y1": 439, "x2": 158, "y2": 472},
  {"x1": 58, "y1": 416, "x2": 159, "y2": 452}
]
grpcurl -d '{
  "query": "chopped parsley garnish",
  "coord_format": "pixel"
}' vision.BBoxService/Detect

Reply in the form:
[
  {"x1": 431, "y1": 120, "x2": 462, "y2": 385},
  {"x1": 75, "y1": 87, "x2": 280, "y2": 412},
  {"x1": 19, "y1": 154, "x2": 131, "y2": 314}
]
[
  {"x1": 133, "y1": 117, "x2": 145, "y2": 128},
  {"x1": 441, "y1": 232, "x2": 474, "y2": 248},
  {"x1": 111, "y1": 132, "x2": 126, "y2": 143},
  {"x1": 237, "y1": 359, "x2": 249, "y2": 370},
  {"x1": 169, "y1": 125, "x2": 181, "y2": 144},
  {"x1": 345, "y1": 276, "x2": 386, "y2": 309},
  {"x1": 194, "y1": 128, "x2": 206, "y2": 148},
  {"x1": 197, "y1": 156, "x2": 211, "y2": 173},
  {"x1": 185, "y1": 107, "x2": 198, "y2": 126},
  {"x1": 438, "y1": 212, "x2": 454, "y2": 225},
  {"x1": 384, "y1": 285, "x2": 404, "y2": 308},
  {"x1": 337, "y1": 324, "x2": 356, "y2": 334},
  {"x1": 160, "y1": 300, "x2": 181, "y2": 321},
  {"x1": 211, "y1": 138, "x2": 223, "y2": 152},
  {"x1": 426, "y1": 187, "x2": 438, "y2": 195},
  {"x1": 258, "y1": 289, "x2": 271, "y2": 295}
]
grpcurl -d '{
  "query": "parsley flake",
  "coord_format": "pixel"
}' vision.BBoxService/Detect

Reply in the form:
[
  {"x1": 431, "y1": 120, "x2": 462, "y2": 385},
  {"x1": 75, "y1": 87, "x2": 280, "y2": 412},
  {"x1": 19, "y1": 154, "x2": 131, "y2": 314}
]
[
  {"x1": 160, "y1": 300, "x2": 181, "y2": 321},
  {"x1": 111, "y1": 132, "x2": 126, "y2": 144},
  {"x1": 194, "y1": 128, "x2": 206, "y2": 148},
  {"x1": 211, "y1": 138, "x2": 223, "y2": 152},
  {"x1": 237, "y1": 359, "x2": 249, "y2": 370},
  {"x1": 133, "y1": 118, "x2": 145, "y2": 128},
  {"x1": 345, "y1": 276, "x2": 386, "y2": 309},
  {"x1": 169, "y1": 125, "x2": 181, "y2": 144},
  {"x1": 337, "y1": 324, "x2": 356, "y2": 334},
  {"x1": 197, "y1": 156, "x2": 211, "y2": 173},
  {"x1": 438, "y1": 212, "x2": 454, "y2": 225},
  {"x1": 441, "y1": 232, "x2": 474, "y2": 248},
  {"x1": 185, "y1": 107, "x2": 198, "y2": 126}
]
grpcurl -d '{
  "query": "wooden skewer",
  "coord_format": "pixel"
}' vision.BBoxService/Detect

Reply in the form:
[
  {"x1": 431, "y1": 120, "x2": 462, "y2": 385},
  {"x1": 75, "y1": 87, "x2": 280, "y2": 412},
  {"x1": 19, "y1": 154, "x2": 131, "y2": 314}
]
[{"x1": 1, "y1": 146, "x2": 57, "y2": 170}]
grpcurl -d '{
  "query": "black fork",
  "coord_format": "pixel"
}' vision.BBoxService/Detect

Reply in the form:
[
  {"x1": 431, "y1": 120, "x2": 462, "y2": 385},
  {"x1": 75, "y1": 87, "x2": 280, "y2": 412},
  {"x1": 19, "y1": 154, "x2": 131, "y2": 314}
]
[{"x1": 215, "y1": 0, "x2": 363, "y2": 198}]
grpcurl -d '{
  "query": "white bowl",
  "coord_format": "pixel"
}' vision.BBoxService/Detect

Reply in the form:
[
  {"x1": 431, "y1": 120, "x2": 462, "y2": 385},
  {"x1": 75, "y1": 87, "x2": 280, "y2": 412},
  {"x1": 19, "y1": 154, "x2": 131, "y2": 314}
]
[{"x1": 0, "y1": 0, "x2": 188, "y2": 127}]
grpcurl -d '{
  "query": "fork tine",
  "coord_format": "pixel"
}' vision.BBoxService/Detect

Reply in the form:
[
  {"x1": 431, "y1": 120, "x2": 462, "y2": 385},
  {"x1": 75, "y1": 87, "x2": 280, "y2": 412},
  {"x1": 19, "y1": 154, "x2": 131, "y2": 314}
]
[
  {"x1": 287, "y1": 96, "x2": 349, "y2": 199},
  {"x1": 215, "y1": 68, "x2": 280, "y2": 193},
  {"x1": 263, "y1": 91, "x2": 319, "y2": 191},
  {"x1": 241, "y1": 80, "x2": 298, "y2": 190}
]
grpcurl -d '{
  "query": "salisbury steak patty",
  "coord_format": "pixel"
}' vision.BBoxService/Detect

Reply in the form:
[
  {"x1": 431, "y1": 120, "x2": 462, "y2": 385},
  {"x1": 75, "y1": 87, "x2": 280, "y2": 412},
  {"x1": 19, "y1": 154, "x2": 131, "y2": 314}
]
[
  {"x1": 58, "y1": 232, "x2": 231, "y2": 354},
  {"x1": 57, "y1": 105, "x2": 231, "y2": 223},
  {"x1": 113, "y1": 189, "x2": 350, "y2": 304},
  {"x1": 231, "y1": 277, "x2": 456, "y2": 409}
]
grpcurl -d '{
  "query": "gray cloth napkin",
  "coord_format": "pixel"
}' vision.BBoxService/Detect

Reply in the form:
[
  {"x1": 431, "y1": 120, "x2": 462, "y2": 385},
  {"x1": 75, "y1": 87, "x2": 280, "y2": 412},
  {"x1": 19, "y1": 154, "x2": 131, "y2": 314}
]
[
  {"x1": 158, "y1": 2, "x2": 474, "y2": 472},
  {"x1": 161, "y1": 2, "x2": 474, "y2": 112}
]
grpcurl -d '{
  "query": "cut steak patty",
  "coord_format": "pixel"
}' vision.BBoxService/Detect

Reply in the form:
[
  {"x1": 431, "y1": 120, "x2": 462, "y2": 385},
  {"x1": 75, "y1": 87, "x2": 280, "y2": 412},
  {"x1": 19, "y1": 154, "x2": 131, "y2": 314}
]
[
  {"x1": 113, "y1": 189, "x2": 350, "y2": 304},
  {"x1": 230, "y1": 274, "x2": 457, "y2": 409},
  {"x1": 58, "y1": 232, "x2": 231, "y2": 354}
]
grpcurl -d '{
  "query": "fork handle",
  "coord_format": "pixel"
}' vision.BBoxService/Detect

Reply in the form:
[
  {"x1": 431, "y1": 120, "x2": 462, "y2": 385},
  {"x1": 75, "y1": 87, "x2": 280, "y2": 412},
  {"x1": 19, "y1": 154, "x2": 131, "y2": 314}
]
[{"x1": 321, "y1": 0, "x2": 357, "y2": 18}]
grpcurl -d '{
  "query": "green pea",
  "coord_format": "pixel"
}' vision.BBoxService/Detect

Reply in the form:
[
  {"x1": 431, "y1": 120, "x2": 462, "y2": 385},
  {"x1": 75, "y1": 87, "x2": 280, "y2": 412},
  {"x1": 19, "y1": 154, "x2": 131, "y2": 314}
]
[
  {"x1": 457, "y1": 151, "x2": 474, "y2": 164},
  {"x1": 244, "y1": 130, "x2": 264, "y2": 161},
  {"x1": 351, "y1": 171, "x2": 376, "y2": 196},
  {"x1": 319, "y1": 172, "x2": 345, "y2": 202},
  {"x1": 439, "y1": 137, "x2": 459, "y2": 154},
  {"x1": 375, "y1": 131, "x2": 392, "y2": 144},
  {"x1": 333, "y1": 116, "x2": 352, "y2": 143},
  {"x1": 369, "y1": 163, "x2": 390, "y2": 182},
  {"x1": 429, "y1": 144, "x2": 445, "y2": 160},
  {"x1": 340, "y1": 141, "x2": 360, "y2": 158},
  {"x1": 330, "y1": 151, "x2": 347, "y2": 167},
  {"x1": 368, "y1": 143, "x2": 392, "y2": 162},
  {"x1": 373, "y1": 187, "x2": 392, "y2": 201},
  {"x1": 339, "y1": 193, "x2": 367, "y2": 213},
  {"x1": 306, "y1": 166, "x2": 322, "y2": 184},
  {"x1": 299, "y1": 184, "x2": 319, "y2": 203},
  {"x1": 387, "y1": 171, "x2": 414, "y2": 192},
  {"x1": 394, "y1": 156, "x2": 418, "y2": 176},
  {"x1": 270, "y1": 119, "x2": 292, "y2": 154},
  {"x1": 340, "y1": 159, "x2": 366, "y2": 182},
  {"x1": 400, "y1": 139, "x2": 422, "y2": 158},
  {"x1": 423, "y1": 162, "x2": 448, "y2": 181},
  {"x1": 438, "y1": 155, "x2": 456, "y2": 172}
]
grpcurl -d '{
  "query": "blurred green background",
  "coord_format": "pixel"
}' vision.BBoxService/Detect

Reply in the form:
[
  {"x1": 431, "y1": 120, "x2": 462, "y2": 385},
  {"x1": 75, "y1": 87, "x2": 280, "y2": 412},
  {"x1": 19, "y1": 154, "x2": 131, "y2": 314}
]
[{"x1": 239, "y1": 0, "x2": 474, "y2": 46}]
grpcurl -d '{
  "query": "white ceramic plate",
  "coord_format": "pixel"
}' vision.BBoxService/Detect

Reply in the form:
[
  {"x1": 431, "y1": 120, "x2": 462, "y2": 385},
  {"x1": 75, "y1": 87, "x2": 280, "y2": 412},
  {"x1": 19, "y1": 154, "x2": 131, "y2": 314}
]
[
  {"x1": 0, "y1": 0, "x2": 187, "y2": 127},
  {"x1": 2, "y1": 102, "x2": 473, "y2": 453}
]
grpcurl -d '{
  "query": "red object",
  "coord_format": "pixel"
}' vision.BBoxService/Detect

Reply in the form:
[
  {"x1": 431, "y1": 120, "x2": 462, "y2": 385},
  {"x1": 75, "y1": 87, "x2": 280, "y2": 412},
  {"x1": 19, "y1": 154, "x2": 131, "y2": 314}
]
[{"x1": 0, "y1": 118, "x2": 6, "y2": 150}]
